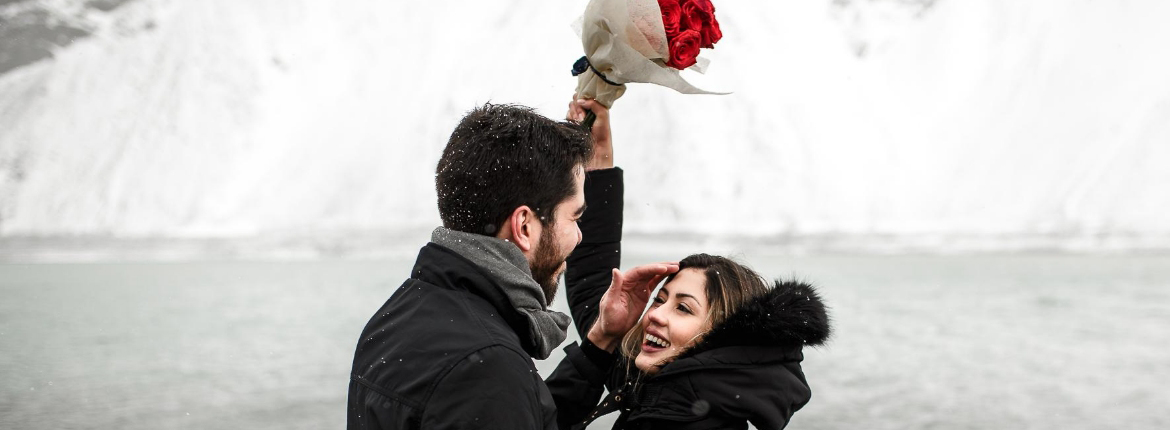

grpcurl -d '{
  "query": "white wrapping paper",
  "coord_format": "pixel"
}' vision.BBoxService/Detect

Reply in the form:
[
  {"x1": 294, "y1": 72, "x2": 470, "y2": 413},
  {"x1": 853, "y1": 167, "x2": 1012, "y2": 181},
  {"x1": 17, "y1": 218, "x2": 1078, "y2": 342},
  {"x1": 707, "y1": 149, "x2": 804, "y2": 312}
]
[{"x1": 574, "y1": 0, "x2": 725, "y2": 108}]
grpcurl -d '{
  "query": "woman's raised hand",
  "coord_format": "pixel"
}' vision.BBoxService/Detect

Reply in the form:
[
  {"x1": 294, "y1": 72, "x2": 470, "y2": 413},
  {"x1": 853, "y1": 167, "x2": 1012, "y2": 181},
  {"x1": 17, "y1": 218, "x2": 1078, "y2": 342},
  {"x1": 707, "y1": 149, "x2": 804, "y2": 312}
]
[{"x1": 587, "y1": 262, "x2": 679, "y2": 352}]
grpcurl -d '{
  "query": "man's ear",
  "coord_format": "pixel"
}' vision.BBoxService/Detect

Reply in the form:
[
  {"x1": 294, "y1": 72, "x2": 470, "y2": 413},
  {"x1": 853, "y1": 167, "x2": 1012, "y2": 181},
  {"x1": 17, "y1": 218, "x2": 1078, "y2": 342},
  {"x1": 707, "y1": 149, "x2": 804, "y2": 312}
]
[{"x1": 496, "y1": 205, "x2": 540, "y2": 255}]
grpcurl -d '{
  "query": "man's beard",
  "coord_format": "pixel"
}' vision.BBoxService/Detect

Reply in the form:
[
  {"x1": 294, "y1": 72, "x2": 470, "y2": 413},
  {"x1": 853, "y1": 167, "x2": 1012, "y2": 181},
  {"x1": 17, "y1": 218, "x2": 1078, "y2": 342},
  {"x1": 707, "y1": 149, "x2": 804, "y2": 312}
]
[{"x1": 530, "y1": 226, "x2": 567, "y2": 306}]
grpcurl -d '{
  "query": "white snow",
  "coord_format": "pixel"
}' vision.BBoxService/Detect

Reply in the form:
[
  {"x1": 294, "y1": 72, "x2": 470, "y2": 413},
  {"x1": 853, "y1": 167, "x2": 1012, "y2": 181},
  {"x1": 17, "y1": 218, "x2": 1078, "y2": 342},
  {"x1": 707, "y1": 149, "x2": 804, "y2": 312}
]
[{"x1": 2, "y1": 0, "x2": 1169, "y2": 252}]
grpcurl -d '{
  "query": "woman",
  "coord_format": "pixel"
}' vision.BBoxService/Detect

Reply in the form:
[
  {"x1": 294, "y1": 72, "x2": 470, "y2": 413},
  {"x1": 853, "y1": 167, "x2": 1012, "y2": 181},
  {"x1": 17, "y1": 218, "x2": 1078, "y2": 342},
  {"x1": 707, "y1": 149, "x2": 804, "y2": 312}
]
[
  {"x1": 554, "y1": 253, "x2": 831, "y2": 430},
  {"x1": 551, "y1": 99, "x2": 830, "y2": 429}
]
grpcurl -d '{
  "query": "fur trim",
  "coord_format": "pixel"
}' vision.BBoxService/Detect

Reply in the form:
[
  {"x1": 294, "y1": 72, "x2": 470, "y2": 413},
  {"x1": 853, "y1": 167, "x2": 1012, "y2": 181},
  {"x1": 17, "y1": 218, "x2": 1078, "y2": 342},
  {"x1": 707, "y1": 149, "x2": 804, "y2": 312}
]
[{"x1": 678, "y1": 279, "x2": 831, "y2": 359}]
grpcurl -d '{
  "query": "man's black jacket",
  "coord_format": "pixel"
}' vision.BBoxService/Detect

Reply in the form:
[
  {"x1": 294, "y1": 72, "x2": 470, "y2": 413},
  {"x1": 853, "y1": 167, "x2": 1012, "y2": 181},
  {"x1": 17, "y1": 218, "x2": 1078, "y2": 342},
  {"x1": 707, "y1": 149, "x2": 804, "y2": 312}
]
[{"x1": 347, "y1": 168, "x2": 623, "y2": 430}]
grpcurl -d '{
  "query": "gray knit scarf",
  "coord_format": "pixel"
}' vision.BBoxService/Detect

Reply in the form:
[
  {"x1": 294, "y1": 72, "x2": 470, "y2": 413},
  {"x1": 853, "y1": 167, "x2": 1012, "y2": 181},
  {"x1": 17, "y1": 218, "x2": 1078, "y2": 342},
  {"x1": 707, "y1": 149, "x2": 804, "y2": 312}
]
[{"x1": 431, "y1": 227, "x2": 571, "y2": 359}]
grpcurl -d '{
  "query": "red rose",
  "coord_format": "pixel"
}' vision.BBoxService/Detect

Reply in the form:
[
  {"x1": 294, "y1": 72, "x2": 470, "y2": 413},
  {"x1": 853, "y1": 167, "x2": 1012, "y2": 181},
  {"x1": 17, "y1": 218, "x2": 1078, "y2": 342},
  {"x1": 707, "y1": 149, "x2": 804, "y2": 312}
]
[
  {"x1": 658, "y1": 0, "x2": 682, "y2": 38},
  {"x1": 666, "y1": 29, "x2": 701, "y2": 69},
  {"x1": 678, "y1": 0, "x2": 704, "y2": 33},
  {"x1": 700, "y1": 15, "x2": 721, "y2": 48},
  {"x1": 682, "y1": 0, "x2": 720, "y2": 48}
]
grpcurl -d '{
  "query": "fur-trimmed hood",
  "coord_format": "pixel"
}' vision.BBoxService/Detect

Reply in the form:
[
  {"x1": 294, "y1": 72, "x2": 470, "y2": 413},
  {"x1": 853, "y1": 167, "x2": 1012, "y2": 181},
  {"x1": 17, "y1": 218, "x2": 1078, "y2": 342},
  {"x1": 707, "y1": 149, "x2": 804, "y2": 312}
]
[{"x1": 676, "y1": 279, "x2": 831, "y2": 360}]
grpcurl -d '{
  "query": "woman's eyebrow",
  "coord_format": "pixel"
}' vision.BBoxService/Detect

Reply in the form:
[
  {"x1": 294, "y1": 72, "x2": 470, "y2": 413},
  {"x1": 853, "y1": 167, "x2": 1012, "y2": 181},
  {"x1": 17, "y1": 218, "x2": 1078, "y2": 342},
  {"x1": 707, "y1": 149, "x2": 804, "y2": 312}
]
[{"x1": 676, "y1": 293, "x2": 702, "y2": 308}]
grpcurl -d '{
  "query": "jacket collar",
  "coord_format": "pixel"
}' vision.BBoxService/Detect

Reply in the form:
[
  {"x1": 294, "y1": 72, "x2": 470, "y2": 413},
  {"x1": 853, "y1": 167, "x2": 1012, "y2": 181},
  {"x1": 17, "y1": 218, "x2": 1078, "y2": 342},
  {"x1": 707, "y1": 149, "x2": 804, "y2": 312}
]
[{"x1": 416, "y1": 227, "x2": 570, "y2": 359}]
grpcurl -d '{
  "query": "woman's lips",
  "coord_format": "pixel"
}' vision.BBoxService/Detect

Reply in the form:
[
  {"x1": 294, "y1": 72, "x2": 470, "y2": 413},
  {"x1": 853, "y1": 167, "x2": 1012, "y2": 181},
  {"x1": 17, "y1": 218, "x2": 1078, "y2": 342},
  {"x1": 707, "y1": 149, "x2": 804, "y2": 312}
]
[
  {"x1": 641, "y1": 341, "x2": 665, "y2": 354},
  {"x1": 642, "y1": 331, "x2": 670, "y2": 353}
]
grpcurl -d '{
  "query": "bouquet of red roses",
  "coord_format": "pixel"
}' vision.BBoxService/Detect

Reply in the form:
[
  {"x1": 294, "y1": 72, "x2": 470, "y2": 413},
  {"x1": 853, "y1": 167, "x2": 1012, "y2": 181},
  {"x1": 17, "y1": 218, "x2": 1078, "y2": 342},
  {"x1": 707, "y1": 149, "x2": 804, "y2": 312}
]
[
  {"x1": 571, "y1": 0, "x2": 726, "y2": 120},
  {"x1": 658, "y1": 0, "x2": 723, "y2": 69}
]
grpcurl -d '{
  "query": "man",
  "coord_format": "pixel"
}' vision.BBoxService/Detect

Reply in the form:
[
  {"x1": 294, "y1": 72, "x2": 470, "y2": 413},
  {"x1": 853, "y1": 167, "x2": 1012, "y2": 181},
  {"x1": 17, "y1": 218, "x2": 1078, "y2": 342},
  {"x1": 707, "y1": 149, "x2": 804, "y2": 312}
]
[{"x1": 347, "y1": 101, "x2": 675, "y2": 429}]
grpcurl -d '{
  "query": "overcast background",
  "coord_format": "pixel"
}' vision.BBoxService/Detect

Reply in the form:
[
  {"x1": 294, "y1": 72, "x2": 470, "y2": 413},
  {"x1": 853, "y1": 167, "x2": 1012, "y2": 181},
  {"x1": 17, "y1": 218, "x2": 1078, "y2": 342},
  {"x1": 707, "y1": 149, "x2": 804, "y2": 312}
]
[
  {"x1": 2, "y1": 1, "x2": 1169, "y2": 429},
  {"x1": 3, "y1": 0, "x2": 1169, "y2": 259}
]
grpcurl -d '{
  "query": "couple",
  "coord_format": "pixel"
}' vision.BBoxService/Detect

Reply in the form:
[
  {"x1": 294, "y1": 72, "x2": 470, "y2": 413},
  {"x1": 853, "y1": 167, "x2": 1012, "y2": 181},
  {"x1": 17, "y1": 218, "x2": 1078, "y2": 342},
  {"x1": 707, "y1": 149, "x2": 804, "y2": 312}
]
[{"x1": 347, "y1": 100, "x2": 830, "y2": 430}]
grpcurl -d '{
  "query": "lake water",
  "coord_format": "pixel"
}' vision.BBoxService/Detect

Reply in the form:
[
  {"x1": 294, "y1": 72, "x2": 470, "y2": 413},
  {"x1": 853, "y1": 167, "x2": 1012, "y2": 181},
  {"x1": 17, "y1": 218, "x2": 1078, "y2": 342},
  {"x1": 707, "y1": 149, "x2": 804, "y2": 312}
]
[{"x1": 2, "y1": 254, "x2": 1167, "y2": 429}]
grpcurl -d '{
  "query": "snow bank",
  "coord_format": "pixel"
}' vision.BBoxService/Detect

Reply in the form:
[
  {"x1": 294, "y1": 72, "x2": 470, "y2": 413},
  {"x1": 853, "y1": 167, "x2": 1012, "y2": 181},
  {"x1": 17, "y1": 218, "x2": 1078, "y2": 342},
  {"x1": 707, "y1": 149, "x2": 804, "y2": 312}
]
[{"x1": 2, "y1": 0, "x2": 1169, "y2": 251}]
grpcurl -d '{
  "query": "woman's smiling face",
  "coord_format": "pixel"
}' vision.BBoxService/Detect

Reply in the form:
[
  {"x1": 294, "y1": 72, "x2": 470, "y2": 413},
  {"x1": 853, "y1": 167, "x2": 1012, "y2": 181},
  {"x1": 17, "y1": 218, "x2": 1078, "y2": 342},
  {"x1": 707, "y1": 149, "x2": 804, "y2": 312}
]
[{"x1": 635, "y1": 268, "x2": 710, "y2": 374}]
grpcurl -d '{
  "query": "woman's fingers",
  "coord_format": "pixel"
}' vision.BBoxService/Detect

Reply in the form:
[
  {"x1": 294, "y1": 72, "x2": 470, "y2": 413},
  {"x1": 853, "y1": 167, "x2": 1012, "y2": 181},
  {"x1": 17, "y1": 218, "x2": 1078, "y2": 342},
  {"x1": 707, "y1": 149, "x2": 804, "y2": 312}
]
[
  {"x1": 622, "y1": 266, "x2": 657, "y2": 287},
  {"x1": 620, "y1": 264, "x2": 677, "y2": 295},
  {"x1": 635, "y1": 274, "x2": 666, "y2": 301}
]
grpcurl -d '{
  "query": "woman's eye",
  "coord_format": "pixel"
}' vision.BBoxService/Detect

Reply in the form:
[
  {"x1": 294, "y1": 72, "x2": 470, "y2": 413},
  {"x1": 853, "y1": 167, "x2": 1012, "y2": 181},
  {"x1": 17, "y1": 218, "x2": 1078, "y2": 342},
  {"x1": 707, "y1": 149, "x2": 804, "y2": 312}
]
[
  {"x1": 652, "y1": 296, "x2": 666, "y2": 305},
  {"x1": 677, "y1": 304, "x2": 693, "y2": 315}
]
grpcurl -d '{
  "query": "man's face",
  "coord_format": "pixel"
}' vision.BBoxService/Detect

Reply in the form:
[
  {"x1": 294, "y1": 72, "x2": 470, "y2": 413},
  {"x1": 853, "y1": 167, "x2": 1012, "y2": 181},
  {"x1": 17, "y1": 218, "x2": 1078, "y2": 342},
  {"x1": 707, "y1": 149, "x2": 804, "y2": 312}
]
[{"x1": 530, "y1": 167, "x2": 586, "y2": 305}]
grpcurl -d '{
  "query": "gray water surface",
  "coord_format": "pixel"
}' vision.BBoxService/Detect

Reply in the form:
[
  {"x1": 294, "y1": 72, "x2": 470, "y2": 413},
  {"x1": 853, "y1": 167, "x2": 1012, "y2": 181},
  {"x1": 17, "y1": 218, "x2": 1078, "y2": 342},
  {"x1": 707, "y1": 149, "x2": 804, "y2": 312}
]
[{"x1": 2, "y1": 254, "x2": 1167, "y2": 429}]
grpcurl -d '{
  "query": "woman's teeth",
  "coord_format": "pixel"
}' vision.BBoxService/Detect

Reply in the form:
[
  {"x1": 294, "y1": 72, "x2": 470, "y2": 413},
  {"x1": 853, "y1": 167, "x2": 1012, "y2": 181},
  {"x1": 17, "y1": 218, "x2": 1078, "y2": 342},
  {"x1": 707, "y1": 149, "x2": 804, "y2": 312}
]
[{"x1": 645, "y1": 333, "x2": 670, "y2": 348}]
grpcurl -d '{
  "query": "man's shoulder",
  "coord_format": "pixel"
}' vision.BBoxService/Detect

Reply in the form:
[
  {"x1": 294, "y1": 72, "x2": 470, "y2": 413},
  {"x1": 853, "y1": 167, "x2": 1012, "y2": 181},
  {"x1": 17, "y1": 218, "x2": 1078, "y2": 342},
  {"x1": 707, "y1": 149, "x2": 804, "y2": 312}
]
[
  {"x1": 375, "y1": 276, "x2": 524, "y2": 346},
  {"x1": 428, "y1": 343, "x2": 543, "y2": 403},
  {"x1": 347, "y1": 334, "x2": 540, "y2": 429},
  {"x1": 436, "y1": 343, "x2": 538, "y2": 382},
  {"x1": 350, "y1": 276, "x2": 529, "y2": 395}
]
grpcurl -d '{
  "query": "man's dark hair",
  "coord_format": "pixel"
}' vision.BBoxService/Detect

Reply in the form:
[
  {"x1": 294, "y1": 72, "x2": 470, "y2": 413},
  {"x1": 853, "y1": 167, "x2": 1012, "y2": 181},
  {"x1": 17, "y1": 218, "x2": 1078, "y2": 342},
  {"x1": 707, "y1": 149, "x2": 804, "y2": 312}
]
[{"x1": 436, "y1": 103, "x2": 593, "y2": 235}]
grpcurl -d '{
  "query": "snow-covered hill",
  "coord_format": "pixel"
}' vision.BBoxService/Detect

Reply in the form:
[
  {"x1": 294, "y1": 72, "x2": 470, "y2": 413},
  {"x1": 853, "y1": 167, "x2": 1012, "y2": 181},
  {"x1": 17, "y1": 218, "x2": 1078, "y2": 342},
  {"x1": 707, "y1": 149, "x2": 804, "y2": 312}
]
[{"x1": 2, "y1": 0, "x2": 1169, "y2": 252}]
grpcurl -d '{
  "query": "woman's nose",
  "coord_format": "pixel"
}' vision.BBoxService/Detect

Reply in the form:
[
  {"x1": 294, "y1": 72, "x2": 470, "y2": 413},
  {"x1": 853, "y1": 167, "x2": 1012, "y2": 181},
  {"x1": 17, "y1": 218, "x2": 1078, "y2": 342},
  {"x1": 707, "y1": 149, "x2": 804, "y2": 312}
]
[{"x1": 646, "y1": 305, "x2": 668, "y2": 326}]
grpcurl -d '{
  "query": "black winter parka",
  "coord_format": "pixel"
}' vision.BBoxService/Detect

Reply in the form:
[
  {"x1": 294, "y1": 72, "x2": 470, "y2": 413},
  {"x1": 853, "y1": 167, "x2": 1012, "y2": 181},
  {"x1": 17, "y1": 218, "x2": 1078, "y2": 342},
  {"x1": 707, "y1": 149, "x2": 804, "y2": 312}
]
[
  {"x1": 347, "y1": 168, "x2": 626, "y2": 430},
  {"x1": 347, "y1": 240, "x2": 560, "y2": 429}
]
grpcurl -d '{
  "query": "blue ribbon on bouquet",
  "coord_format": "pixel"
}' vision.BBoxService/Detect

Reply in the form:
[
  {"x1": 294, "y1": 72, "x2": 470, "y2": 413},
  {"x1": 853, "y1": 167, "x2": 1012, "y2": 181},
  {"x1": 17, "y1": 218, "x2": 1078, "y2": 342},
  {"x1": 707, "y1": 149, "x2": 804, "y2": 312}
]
[{"x1": 571, "y1": 56, "x2": 621, "y2": 87}]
